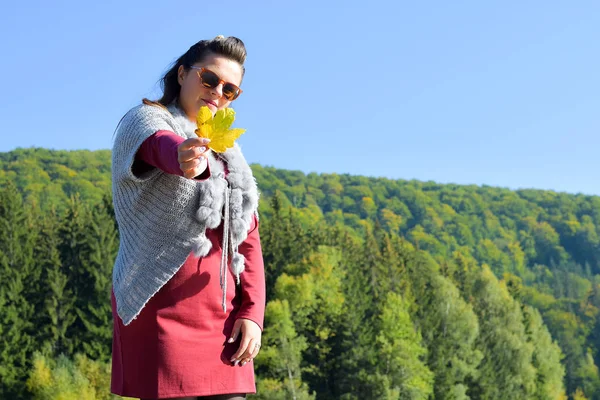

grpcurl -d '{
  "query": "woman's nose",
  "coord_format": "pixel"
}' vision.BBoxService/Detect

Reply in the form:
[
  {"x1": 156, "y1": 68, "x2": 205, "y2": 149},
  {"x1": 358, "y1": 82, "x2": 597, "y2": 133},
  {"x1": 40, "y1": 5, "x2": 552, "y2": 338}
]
[{"x1": 211, "y1": 83, "x2": 224, "y2": 98}]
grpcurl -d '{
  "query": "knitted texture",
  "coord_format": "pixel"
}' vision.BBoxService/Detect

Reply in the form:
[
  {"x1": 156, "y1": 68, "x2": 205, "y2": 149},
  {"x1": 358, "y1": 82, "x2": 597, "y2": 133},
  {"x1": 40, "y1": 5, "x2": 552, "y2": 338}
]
[{"x1": 111, "y1": 103, "x2": 259, "y2": 325}]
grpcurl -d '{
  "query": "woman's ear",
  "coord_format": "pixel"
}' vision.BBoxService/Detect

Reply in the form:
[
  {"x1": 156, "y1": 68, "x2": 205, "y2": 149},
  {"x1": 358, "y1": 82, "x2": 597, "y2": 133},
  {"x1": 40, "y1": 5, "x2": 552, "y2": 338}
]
[{"x1": 177, "y1": 65, "x2": 186, "y2": 85}]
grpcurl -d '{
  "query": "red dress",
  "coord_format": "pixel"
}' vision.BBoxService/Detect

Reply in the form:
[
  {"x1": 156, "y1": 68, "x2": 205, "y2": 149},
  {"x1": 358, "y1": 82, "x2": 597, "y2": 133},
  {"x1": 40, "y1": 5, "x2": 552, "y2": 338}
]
[{"x1": 111, "y1": 131, "x2": 266, "y2": 399}]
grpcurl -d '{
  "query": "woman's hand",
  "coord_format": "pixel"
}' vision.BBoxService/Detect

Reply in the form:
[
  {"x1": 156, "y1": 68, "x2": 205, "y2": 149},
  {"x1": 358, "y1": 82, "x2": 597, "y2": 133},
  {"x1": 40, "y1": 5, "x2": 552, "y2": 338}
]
[
  {"x1": 177, "y1": 137, "x2": 210, "y2": 179},
  {"x1": 229, "y1": 318, "x2": 262, "y2": 366}
]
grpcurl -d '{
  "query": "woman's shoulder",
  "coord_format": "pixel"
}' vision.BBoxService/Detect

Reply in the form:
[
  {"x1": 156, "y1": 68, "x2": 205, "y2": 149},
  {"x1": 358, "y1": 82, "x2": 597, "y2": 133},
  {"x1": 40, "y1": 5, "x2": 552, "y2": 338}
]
[
  {"x1": 124, "y1": 102, "x2": 173, "y2": 124},
  {"x1": 115, "y1": 102, "x2": 175, "y2": 136}
]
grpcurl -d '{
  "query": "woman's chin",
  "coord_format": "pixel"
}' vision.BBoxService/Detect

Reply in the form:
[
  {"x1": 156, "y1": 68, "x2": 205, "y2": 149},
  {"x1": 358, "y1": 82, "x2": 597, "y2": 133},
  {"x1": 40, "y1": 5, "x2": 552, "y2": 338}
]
[{"x1": 201, "y1": 100, "x2": 218, "y2": 115}]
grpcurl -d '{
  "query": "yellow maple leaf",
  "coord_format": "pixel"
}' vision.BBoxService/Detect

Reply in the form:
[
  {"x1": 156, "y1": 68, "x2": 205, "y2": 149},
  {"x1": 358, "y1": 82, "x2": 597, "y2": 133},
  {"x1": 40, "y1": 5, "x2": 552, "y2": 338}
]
[{"x1": 195, "y1": 106, "x2": 246, "y2": 153}]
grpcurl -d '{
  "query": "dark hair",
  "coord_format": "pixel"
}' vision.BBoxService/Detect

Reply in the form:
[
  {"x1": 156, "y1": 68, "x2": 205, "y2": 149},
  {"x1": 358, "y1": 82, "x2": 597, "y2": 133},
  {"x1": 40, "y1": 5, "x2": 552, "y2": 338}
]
[{"x1": 143, "y1": 35, "x2": 246, "y2": 109}]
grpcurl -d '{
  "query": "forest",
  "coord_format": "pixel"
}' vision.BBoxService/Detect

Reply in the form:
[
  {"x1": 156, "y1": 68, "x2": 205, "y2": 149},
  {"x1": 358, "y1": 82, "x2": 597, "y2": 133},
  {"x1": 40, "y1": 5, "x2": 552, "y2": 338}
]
[{"x1": 1, "y1": 147, "x2": 600, "y2": 399}]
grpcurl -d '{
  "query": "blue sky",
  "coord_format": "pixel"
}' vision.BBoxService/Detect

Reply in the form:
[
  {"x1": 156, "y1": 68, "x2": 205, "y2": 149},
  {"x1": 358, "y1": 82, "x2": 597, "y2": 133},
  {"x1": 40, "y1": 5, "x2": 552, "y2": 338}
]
[{"x1": 1, "y1": 1, "x2": 598, "y2": 195}]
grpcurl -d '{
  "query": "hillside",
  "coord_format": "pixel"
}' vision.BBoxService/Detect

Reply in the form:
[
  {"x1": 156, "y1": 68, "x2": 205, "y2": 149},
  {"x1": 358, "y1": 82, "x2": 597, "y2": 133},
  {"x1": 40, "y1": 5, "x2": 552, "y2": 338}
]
[{"x1": 2, "y1": 147, "x2": 600, "y2": 399}]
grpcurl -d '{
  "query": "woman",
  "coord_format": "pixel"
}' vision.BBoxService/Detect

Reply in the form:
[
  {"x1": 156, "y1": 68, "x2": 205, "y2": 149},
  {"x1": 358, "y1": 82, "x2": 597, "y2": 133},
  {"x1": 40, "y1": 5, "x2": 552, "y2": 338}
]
[{"x1": 110, "y1": 35, "x2": 265, "y2": 400}]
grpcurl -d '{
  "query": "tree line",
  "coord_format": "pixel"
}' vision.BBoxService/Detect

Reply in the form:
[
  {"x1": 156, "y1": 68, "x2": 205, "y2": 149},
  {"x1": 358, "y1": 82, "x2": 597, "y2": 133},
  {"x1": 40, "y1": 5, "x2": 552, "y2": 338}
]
[{"x1": 2, "y1": 148, "x2": 600, "y2": 398}]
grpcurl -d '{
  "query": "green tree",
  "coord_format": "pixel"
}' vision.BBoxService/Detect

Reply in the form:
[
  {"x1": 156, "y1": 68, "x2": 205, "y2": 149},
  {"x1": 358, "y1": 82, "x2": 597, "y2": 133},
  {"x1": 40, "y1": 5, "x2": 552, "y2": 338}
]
[
  {"x1": 76, "y1": 197, "x2": 118, "y2": 361},
  {"x1": 0, "y1": 182, "x2": 38, "y2": 399},
  {"x1": 374, "y1": 291, "x2": 434, "y2": 399},
  {"x1": 254, "y1": 300, "x2": 314, "y2": 400},
  {"x1": 522, "y1": 305, "x2": 567, "y2": 399},
  {"x1": 59, "y1": 195, "x2": 93, "y2": 358},
  {"x1": 37, "y1": 207, "x2": 77, "y2": 357},
  {"x1": 273, "y1": 247, "x2": 345, "y2": 398},
  {"x1": 544, "y1": 308, "x2": 600, "y2": 397},
  {"x1": 469, "y1": 265, "x2": 537, "y2": 399},
  {"x1": 26, "y1": 352, "x2": 125, "y2": 400},
  {"x1": 329, "y1": 234, "x2": 378, "y2": 399},
  {"x1": 410, "y1": 254, "x2": 482, "y2": 399},
  {"x1": 261, "y1": 192, "x2": 315, "y2": 299}
]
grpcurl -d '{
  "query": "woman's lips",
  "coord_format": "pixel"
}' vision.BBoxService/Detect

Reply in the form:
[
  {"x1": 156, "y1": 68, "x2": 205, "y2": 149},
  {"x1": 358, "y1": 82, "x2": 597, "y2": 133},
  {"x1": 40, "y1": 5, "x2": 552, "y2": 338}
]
[{"x1": 202, "y1": 99, "x2": 217, "y2": 108}]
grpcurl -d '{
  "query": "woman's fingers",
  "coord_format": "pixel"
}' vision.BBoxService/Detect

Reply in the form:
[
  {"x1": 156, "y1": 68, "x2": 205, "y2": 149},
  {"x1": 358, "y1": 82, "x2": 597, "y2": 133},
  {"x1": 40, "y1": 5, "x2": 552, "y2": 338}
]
[
  {"x1": 179, "y1": 137, "x2": 210, "y2": 151},
  {"x1": 178, "y1": 146, "x2": 209, "y2": 163},
  {"x1": 180, "y1": 156, "x2": 205, "y2": 171},
  {"x1": 178, "y1": 138, "x2": 209, "y2": 160},
  {"x1": 177, "y1": 137, "x2": 210, "y2": 179},
  {"x1": 228, "y1": 319, "x2": 242, "y2": 343},
  {"x1": 231, "y1": 339, "x2": 261, "y2": 365},
  {"x1": 229, "y1": 319, "x2": 262, "y2": 366},
  {"x1": 178, "y1": 147, "x2": 204, "y2": 163},
  {"x1": 231, "y1": 337, "x2": 252, "y2": 365},
  {"x1": 238, "y1": 338, "x2": 257, "y2": 364},
  {"x1": 241, "y1": 341, "x2": 261, "y2": 366},
  {"x1": 181, "y1": 157, "x2": 207, "y2": 179},
  {"x1": 250, "y1": 341, "x2": 261, "y2": 359}
]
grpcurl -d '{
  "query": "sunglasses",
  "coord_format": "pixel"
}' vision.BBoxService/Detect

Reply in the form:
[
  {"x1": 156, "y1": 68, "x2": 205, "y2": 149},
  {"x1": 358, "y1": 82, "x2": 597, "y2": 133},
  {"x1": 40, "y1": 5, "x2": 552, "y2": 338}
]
[{"x1": 189, "y1": 66, "x2": 243, "y2": 101}]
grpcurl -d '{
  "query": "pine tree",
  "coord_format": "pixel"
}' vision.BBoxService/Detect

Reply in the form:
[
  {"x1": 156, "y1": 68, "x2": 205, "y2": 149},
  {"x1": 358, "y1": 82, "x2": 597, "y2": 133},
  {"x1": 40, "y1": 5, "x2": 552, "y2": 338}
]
[
  {"x1": 273, "y1": 247, "x2": 345, "y2": 398},
  {"x1": 379, "y1": 234, "x2": 412, "y2": 296},
  {"x1": 374, "y1": 291, "x2": 434, "y2": 399},
  {"x1": 254, "y1": 299, "x2": 314, "y2": 400},
  {"x1": 261, "y1": 192, "x2": 314, "y2": 299},
  {"x1": 362, "y1": 228, "x2": 384, "y2": 302},
  {"x1": 505, "y1": 272, "x2": 567, "y2": 398},
  {"x1": 469, "y1": 265, "x2": 537, "y2": 399},
  {"x1": 409, "y1": 253, "x2": 482, "y2": 399},
  {"x1": 76, "y1": 197, "x2": 117, "y2": 361},
  {"x1": 20, "y1": 200, "x2": 48, "y2": 354},
  {"x1": 329, "y1": 232, "x2": 379, "y2": 399},
  {"x1": 37, "y1": 206, "x2": 77, "y2": 357},
  {"x1": 59, "y1": 195, "x2": 93, "y2": 358},
  {"x1": 522, "y1": 306, "x2": 567, "y2": 399},
  {"x1": 0, "y1": 182, "x2": 38, "y2": 399}
]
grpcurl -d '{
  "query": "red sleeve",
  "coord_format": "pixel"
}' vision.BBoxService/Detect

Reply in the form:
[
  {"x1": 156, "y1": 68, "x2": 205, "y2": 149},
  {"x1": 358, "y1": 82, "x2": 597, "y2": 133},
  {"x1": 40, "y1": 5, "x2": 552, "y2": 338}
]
[
  {"x1": 134, "y1": 130, "x2": 210, "y2": 181},
  {"x1": 235, "y1": 215, "x2": 266, "y2": 331}
]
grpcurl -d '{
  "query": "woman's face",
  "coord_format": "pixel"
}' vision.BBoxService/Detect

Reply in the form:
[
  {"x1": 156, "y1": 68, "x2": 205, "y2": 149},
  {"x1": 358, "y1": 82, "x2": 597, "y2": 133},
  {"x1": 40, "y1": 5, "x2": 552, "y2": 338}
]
[{"x1": 178, "y1": 53, "x2": 243, "y2": 120}]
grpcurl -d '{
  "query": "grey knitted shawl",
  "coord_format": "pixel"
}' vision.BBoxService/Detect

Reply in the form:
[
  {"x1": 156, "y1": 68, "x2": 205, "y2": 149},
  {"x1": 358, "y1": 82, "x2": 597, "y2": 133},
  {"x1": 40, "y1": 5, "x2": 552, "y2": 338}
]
[{"x1": 111, "y1": 103, "x2": 259, "y2": 326}]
